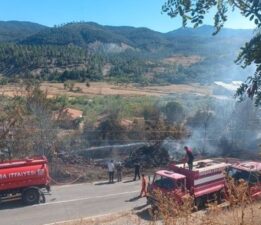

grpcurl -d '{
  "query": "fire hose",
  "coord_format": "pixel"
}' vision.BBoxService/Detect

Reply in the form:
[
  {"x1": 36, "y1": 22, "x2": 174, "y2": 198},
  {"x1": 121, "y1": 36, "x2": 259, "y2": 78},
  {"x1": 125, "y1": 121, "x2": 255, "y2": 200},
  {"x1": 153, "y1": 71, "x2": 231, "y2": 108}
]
[{"x1": 48, "y1": 175, "x2": 83, "y2": 186}]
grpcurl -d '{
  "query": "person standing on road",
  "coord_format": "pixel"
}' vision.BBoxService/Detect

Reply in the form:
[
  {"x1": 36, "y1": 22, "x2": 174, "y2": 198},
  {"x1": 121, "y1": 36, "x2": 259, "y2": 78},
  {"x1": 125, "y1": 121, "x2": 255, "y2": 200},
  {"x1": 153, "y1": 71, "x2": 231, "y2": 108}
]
[
  {"x1": 184, "y1": 146, "x2": 194, "y2": 171},
  {"x1": 107, "y1": 160, "x2": 115, "y2": 183},
  {"x1": 133, "y1": 162, "x2": 141, "y2": 181},
  {"x1": 139, "y1": 174, "x2": 147, "y2": 197},
  {"x1": 116, "y1": 161, "x2": 123, "y2": 182}
]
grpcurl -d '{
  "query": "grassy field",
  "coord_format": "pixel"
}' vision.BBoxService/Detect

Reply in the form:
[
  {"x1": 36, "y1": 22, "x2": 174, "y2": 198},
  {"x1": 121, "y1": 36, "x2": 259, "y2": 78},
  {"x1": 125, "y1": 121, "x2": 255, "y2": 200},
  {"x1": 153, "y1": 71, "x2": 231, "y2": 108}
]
[
  {"x1": 0, "y1": 81, "x2": 213, "y2": 122},
  {"x1": 0, "y1": 82, "x2": 210, "y2": 98}
]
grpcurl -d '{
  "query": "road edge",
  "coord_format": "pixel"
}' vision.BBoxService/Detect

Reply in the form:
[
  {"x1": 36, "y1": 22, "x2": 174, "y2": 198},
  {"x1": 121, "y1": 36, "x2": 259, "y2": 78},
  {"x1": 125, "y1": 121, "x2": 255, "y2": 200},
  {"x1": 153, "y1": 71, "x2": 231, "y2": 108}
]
[{"x1": 42, "y1": 211, "x2": 131, "y2": 225}]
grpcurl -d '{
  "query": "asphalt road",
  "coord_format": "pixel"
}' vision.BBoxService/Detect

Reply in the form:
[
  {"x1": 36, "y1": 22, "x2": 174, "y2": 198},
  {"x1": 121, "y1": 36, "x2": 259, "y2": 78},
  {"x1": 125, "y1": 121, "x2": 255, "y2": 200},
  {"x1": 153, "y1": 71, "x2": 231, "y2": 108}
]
[{"x1": 0, "y1": 180, "x2": 147, "y2": 225}]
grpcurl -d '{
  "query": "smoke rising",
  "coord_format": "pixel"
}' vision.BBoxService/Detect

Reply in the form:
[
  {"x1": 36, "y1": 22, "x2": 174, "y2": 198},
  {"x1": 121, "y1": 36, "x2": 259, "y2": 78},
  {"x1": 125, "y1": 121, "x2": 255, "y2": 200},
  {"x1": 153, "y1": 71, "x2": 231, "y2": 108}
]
[{"x1": 162, "y1": 87, "x2": 260, "y2": 160}]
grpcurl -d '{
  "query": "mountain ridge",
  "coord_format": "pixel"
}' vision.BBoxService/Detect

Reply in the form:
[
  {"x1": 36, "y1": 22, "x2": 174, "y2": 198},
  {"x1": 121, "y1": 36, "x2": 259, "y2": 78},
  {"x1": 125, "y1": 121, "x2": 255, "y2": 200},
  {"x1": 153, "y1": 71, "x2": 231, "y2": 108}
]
[
  {"x1": 0, "y1": 21, "x2": 254, "y2": 85},
  {"x1": 0, "y1": 21, "x2": 253, "y2": 47},
  {"x1": 0, "y1": 21, "x2": 47, "y2": 42}
]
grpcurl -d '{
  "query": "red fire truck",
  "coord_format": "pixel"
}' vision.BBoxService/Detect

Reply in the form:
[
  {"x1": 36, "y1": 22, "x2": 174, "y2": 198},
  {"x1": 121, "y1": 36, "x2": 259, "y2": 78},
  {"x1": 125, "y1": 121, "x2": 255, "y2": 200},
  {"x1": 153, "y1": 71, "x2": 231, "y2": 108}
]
[
  {"x1": 0, "y1": 156, "x2": 50, "y2": 205},
  {"x1": 147, "y1": 159, "x2": 229, "y2": 209},
  {"x1": 228, "y1": 161, "x2": 261, "y2": 199},
  {"x1": 147, "y1": 159, "x2": 261, "y2": 210}
]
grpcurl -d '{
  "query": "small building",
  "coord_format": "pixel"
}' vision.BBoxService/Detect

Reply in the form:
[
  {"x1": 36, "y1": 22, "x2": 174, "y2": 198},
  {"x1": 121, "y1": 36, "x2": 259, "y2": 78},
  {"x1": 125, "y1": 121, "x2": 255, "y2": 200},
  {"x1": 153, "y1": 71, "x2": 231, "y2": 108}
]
[
  {"x1": 119, "y1": 119, "x2": 133, "y2": 129},
  {"x1": 53, "y1": 108, "x2": 83, "y2": 121}
]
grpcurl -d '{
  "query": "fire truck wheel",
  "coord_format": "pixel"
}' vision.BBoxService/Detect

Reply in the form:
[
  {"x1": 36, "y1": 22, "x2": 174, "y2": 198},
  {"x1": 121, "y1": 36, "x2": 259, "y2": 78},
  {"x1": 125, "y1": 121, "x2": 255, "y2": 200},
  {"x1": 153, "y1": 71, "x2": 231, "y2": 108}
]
[
  {"x1": 195, "y1": 197, "x2": 205, "y2": 210},
  {"x1": 216, "y1": 191, "x2": 222, "y2": 204},
  {"x1": 22, "y1": 188, "x2": 40, "y2": 205}
]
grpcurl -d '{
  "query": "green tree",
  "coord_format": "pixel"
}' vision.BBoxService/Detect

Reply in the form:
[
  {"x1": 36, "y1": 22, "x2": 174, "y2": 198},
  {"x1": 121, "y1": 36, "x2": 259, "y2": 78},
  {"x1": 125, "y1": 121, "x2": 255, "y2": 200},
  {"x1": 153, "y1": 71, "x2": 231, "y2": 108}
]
[
  {"x1": 142, "y1": 104, "x2": 187, "y2": 145},
  {"x1": 24, "y1": 82, "x2": 58, "y2": 159},
  {"x1": 83, "y1": 110, "x2": 127, "y2": 146},
  {"x1": 164, "y1": 101, "x2": 185, "y2": 124},
  {"x1": 143, "y1": 104, "x2": 160, "y2": 122},
  {"x1": 162, "y1": 0, "x2": 261, "y2": 105}
]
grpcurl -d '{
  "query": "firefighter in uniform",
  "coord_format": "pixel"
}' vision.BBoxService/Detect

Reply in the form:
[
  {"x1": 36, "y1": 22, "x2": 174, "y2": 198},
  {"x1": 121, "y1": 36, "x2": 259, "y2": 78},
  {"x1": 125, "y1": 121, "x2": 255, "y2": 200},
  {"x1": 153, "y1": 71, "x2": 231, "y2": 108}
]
[
  {"x1": 139, "y1": 174, "x2": 147, "y2": 197},
  {"x1": 184, "y1": 146, "x2": 194, "y2": 171}
]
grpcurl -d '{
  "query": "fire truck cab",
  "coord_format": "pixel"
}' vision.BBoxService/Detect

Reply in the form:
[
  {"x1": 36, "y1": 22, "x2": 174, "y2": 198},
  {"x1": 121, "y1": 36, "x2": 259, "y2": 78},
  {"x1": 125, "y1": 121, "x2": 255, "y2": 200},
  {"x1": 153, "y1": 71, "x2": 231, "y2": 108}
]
[
  {"x1": 148, "y1": 159, "x2": 230, "y2": 209},
  {"x1": 227, "y1": 161, "x2": 261, "y2": 199}
]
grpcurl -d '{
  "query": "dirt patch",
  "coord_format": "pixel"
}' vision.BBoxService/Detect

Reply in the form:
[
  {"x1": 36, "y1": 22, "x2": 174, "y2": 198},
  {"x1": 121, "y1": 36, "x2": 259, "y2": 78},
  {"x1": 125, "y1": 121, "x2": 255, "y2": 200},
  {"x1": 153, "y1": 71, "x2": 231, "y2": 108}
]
[{"x1": 49, "y1": 159, "x2": 108, "y2": 184}]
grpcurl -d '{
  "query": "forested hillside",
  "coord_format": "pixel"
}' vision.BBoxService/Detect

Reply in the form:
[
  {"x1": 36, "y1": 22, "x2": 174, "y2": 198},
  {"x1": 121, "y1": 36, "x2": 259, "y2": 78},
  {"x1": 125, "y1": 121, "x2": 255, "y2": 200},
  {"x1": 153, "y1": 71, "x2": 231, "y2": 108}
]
[
  {"x1": 0, "y1": 21, "x2": 47, "y2": 42},
  {"x1": 0, "y1": 21, "x2": 254, "y2": 84}
]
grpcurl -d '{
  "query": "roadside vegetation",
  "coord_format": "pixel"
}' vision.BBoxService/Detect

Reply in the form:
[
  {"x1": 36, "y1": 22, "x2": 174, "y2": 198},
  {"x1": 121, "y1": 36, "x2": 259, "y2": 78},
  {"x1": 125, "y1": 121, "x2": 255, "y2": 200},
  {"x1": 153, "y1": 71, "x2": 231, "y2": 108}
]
[
  {"x1": 0, "y1": 80, "x2": 260, "y2": 183},
  {"x1": 59, "y1": 178, "x2": 261, "y2": 225}
]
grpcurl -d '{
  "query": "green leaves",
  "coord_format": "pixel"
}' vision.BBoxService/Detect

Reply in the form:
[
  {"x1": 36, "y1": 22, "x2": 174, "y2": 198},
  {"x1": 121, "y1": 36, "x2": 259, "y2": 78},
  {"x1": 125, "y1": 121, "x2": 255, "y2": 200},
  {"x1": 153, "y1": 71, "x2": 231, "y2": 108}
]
[{"x1": 162, "y1": 0, "x2": 261, "y2": 105}]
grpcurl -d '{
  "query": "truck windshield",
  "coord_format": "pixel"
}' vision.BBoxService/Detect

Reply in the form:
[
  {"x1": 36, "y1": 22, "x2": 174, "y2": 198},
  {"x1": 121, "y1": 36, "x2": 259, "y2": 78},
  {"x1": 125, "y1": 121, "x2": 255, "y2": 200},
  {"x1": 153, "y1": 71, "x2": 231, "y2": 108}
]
[
  {"x1": 154, "y1": 175, "x2": 176, "y2": 190},
  {"x1": 228, "y1": 167, "x2": 260, "y2": 184}
]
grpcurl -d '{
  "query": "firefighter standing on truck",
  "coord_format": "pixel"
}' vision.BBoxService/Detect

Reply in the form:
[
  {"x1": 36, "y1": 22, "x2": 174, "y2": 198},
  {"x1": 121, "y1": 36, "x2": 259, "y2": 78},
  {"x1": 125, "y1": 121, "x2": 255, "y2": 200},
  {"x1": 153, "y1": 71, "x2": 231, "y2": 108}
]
[{"x1": 184, "y1": 146, "x2": 194, "y2": 170}]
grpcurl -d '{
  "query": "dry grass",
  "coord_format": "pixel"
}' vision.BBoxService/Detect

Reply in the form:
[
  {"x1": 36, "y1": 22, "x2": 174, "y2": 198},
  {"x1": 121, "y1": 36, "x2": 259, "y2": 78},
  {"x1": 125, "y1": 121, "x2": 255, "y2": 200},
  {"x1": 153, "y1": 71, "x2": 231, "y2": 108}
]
[
  {"x1": 49, "y1": 159, "x2": 109, "y2": 183},
  {"x1": 208, "y1": 203, "x2": 261, "y2": 225},
  {"x1": 0, "y1": 82, "x2": 210, "y2": 98}
]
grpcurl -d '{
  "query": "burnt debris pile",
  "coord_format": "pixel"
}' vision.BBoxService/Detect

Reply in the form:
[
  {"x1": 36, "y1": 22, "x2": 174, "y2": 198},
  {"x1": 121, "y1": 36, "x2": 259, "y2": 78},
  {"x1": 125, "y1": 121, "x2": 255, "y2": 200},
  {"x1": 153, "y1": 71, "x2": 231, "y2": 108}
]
[{"x1": 125, "y1": 145, "x2": 170, "y2": 168}]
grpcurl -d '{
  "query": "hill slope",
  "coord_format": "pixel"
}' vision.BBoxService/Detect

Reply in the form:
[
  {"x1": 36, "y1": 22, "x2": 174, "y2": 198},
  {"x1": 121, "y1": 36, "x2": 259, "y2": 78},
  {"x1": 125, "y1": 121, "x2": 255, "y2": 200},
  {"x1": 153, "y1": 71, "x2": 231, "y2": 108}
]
[
  {"x1": 0, "y1": 21, "x2": 47, "y2": 42},
  {"x1": 21, "y1": 22, "x2": 129, "y2": 46},
  {"x1": 167, "y1": 25, "x2": 252, "y2": 38},
  {"x1": 0, "y1": 21, "x2": 254, "y2": 84},
  {"x1": 21, "y1": 22, "x2": 173, "y2": 52},
  {"x1": 21, "y1": 23, "x2": 253, "y2": 54}
]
